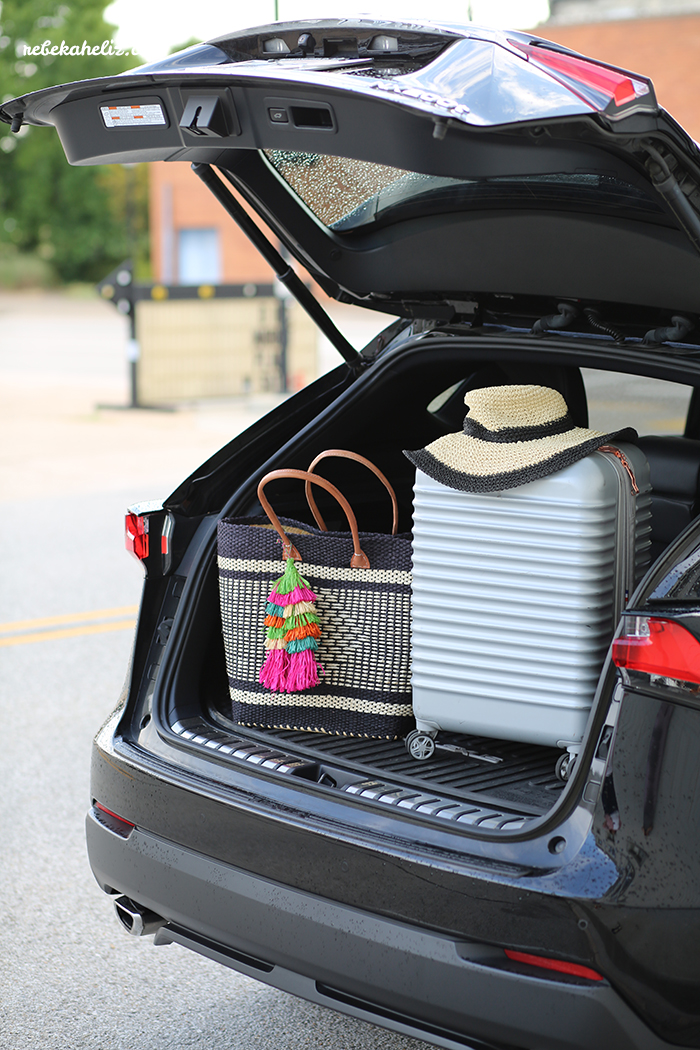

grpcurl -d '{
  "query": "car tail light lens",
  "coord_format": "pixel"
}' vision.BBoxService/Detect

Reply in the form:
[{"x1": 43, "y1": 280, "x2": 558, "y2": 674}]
[
  {"x1": 94, "y1": 802, "x2": 135, "y2": 827},
  {"x1": 612, "y1": 616, "x2": 700, "y2": 686},
  {"x1": 93, "y1": 801, "x2": 135, "y2": 837},
  {"x1": 125, "y1": 512, "x2": 149, "y2": 561},
  {"x1": 504, "y1": 949, "x2": 603, "y2": 982},
  {"x1": 510, "y1": 42, "x2": 652, "y2": 112}
]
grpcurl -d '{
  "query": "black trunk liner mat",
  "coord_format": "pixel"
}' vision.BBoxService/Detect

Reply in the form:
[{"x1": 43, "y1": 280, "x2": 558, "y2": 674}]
[{"x1": 212, "y1": 718, "x2": 565, "y2": 816}]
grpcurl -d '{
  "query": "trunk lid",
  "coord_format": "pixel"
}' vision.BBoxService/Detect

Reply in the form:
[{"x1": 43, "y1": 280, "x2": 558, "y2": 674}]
[{"x1": 4, "y1": 19, "x2": 700, "y2": 325}]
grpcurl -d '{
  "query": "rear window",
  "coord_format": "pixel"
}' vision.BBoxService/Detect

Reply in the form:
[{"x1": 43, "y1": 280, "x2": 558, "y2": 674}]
[
  {"x1": 582, "y1": 369, "x2": 692, "y2": 437},
  {"x1": 263, "y1": 149, "x2": 669, "y2": 232}
]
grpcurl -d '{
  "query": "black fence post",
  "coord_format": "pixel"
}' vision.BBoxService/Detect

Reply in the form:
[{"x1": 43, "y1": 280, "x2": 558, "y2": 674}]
[{"x1": 96, "y1": 259, "x2": 144, "y2": 410}]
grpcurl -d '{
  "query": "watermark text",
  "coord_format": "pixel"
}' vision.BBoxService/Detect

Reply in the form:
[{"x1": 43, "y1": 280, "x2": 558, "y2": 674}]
[{"x1": 21, "y1": 40, "x2": 138, "y2": 58}]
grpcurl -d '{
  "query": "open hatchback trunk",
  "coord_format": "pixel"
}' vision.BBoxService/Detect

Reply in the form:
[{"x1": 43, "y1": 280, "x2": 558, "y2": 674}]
[
  {"x1": 14, "y1": 22, "x2": 700, "y2": 1049},
  {"x1": 8, "y1": 18, "x2": 700, "y2": 837}
]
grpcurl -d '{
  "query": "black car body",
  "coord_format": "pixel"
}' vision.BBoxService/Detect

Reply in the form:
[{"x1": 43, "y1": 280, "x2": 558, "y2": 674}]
[{"x1": 7, "y1": 19, "x2": 700, "y2": 1050}]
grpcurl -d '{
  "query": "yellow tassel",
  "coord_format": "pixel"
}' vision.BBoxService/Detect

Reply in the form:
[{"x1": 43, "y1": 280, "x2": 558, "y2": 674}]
[{"x1": 282, "y1": 601, "x2": 316, "y2": 618}]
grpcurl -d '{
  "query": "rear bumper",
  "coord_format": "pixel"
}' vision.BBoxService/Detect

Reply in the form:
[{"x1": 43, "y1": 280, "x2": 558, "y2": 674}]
[{"x1": 86, "y1": 810, "x2": 670, "y2": 1050}]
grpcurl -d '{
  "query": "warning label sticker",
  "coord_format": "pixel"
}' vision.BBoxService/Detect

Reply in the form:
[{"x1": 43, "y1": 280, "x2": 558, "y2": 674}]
[{"x1": 100, "y1": 103, "x2": 166, "y2": 128}]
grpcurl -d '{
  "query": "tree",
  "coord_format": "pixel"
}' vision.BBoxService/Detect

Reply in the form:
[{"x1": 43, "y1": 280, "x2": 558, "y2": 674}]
[{"x1": 0, "y1": 0, "x2": 149, "y2": 283}]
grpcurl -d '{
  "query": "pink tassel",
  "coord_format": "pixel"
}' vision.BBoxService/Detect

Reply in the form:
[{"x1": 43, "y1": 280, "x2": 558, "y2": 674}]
[
  {"x1": 285, "y1": 648, "x2": 320, "y2": 691},
  {"x1": 271, "y1": 585, "x2": 317, "y2": 605},
  {"x1": 259, "y1": 648, "x2": 289, "y2": 690}
]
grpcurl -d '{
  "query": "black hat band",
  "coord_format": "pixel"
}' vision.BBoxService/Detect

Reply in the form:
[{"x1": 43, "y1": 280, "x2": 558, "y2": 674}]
[{"x1": 462, "y1": 411, "x2": 576, "y2": 443}]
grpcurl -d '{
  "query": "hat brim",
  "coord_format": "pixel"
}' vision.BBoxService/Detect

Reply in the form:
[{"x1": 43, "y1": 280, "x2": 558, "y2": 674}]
[{"x1": 404, "y1": 427, "x2": 638, "y2": 493}]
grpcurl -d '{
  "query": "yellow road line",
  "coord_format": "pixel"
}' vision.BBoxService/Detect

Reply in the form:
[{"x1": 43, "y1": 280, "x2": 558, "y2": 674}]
[
  {"x1": 0, "y1": 605, "x2": 138, "y2": 634},
  {"x1": 0, "y1": 619, "x2": 136, "y2": 648}
]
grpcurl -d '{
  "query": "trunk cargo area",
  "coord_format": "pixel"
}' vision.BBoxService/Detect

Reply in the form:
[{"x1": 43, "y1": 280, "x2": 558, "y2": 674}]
[
  {"x1": 164, "y1": 345, "x2": 633, "y2": 832},
  {"x1": 190, "y1": 706, "x2": 566, "y2": 826}
]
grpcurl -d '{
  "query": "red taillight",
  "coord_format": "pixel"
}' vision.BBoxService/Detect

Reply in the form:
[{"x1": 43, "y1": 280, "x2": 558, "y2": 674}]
[
  {"x1": 125, "y1": 512, "x2": 149, "y2": 561},
  {"x1": 93, "y1": 801, "x2": 135, "y2": 835},
  {"x1": 504, "y1": 949, "x2": 603, "y2": 982},
  {"x1": 511, "y1": 42, "x2": 651, "y2": 112},
  {"x1": 94, "y1": 802, "x2": 134, "y2": 826},
  {"x1": 612, "y1": 617, "x2": 700, "y2": 685}
]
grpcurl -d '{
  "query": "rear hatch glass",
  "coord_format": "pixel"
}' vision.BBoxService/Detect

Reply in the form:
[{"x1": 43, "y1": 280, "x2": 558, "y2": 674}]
[{"x1": 264, "y1": 149, "x2": 671, "y2": 232}]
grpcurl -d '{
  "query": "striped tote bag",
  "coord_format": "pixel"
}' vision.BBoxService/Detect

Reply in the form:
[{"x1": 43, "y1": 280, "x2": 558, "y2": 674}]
[{"x1": 217, "y1": 465, "x2": 413, "y2": 740}]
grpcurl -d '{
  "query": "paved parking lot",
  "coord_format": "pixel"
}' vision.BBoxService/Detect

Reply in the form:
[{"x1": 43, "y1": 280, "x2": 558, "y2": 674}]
[
  {"x1": 0, "y1": 291, "x2": 431, "y2": 1050},
  {"x1": 0, "y1": 291, "x2": 691, "y2": 1049}
]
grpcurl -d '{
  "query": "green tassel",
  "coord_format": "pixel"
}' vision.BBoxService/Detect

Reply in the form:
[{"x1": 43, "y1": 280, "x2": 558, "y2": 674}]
[
  {"x1": 266, "y1": 627, "x2": 287, "y2": 640},
  {"x1": 271, "y1": 558, "x2": 311, "y2": 599},
  {"x1": 284, "y1": 612, "x2": 320, "y2": 630}
]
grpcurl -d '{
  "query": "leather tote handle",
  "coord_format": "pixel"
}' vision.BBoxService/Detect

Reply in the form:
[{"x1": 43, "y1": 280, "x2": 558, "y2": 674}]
[
  {"x1": 305, "y1": 449, "x2": 399, "y2": 535},
  {"x1": 257, "y1": 469, "x2": 370, "y2": 569}
]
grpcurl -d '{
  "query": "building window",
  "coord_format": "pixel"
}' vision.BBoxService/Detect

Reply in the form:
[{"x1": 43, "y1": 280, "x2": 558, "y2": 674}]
[{"x1": 177, "y1": 228, "x2": 221, "y2": 284}]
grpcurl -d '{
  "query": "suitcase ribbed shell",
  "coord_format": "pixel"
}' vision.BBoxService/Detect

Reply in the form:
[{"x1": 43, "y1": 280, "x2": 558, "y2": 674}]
[{"x1": 410, "y1": 445, "x2": 651, "y2": 748}]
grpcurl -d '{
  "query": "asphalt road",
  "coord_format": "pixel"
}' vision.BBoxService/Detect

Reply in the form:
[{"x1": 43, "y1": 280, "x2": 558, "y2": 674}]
[
  {"x1": 0, "y1": 292, "x2": 691, "y2": 1049},
  {"x1": 0, "y1": 292, "x2": 430, "y2": 1050},
  {"x1": 2, "y1": 535, "x2": 433, "y2": 1050}
]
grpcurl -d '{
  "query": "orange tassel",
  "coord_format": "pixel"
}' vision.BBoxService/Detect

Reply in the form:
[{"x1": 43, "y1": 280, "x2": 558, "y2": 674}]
[
  {"x1": 285, "y1": 623, "x2": 321, "y2": 641},
  {"x1": 264, "y1": 614, "x2": 286, "y2": 628}
]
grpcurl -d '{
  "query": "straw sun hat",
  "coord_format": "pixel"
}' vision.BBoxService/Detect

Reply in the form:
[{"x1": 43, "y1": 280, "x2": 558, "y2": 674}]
[{"x1": 404, "y1": 384, "x2": 637, "y2": 493}]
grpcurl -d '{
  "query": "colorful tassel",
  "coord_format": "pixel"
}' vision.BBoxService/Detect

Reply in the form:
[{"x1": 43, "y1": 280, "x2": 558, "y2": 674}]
[
  {"x1": 282, "y1": 601, "x2": 316, "y2": 617},
  {"x1": 286, "y1": 636, "x2": 318, "y2": 653},
  {"x1": 283, "y1": 610, "x2": 318, "y2": 626},
  {"x1": 266, "y1": 626, "x2": 287, "y2": 640},
  {"x1": 259, "y1": 647, "x2": 289, "y2": 690},
  {"x1": 271, "y1": 585, "x2": 316, "y2": 605},
  {"x1": 284, "y1": 623, "x2": 321, "y2": 641},
  {"x1": 259, "y1": 557, "x2": 322, "y2": 693},
  {"x1": 290, "y1": 612, "x2": 319, "y2": 627},
  {"x1": 285, "y1": 648, "x2": 320, "y2": 691}
]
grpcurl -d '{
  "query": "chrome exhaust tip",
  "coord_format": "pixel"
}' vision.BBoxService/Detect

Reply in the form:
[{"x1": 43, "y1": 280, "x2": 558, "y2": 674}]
[{"x1": 114, "y1": 896, "x2": 165, "y2": 937}]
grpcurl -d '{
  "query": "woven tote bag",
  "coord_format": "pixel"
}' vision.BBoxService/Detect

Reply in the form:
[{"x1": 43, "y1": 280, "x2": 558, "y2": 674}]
[{"x1": 217, "y1": 466, "x2": 413, "y2": 739}]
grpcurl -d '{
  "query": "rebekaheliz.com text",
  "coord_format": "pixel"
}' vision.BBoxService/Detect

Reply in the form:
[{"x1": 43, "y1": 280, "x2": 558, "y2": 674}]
[{"x1": 21, "y1": 40, "x2": 138, "y2": 57}]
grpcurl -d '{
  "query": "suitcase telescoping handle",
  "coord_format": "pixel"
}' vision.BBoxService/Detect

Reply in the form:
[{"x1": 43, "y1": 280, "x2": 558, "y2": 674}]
[
  {"x1": 305, "y1": 450, "x2": 399, "y2": 536},
  {"x1": 257, "y1": 469, "x2": 371, "y2": 569}
]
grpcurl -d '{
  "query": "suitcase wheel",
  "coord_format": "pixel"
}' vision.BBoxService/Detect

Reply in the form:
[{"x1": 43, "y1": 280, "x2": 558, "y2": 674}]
[
  {"x1": 406, "y1": 730, "x2": 437, "y2": 761},
  {"x1": 555, "y1": 752, "x2": 576, "y2": 782}
]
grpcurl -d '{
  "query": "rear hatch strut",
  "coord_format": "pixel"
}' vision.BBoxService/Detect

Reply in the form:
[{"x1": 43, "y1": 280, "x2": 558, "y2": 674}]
[{"x1": 193, "y1": 162, "x2": 362, "y2": 368}]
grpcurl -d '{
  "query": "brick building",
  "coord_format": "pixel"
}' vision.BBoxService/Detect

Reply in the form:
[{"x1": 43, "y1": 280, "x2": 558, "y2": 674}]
[{"x1": 149, "y1": 160, "x2": 275, "y2": 285}]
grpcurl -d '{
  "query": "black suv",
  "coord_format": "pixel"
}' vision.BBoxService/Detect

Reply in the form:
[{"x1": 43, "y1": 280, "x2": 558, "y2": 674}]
[{"x1": 6, "y1": 19, "x2": 700, "y2": 1050}]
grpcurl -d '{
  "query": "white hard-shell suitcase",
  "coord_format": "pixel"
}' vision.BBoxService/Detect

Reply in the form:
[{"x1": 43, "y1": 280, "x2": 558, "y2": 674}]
[{"x1": 408, "y1": 444, "x2": 651, "y2": 763}]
